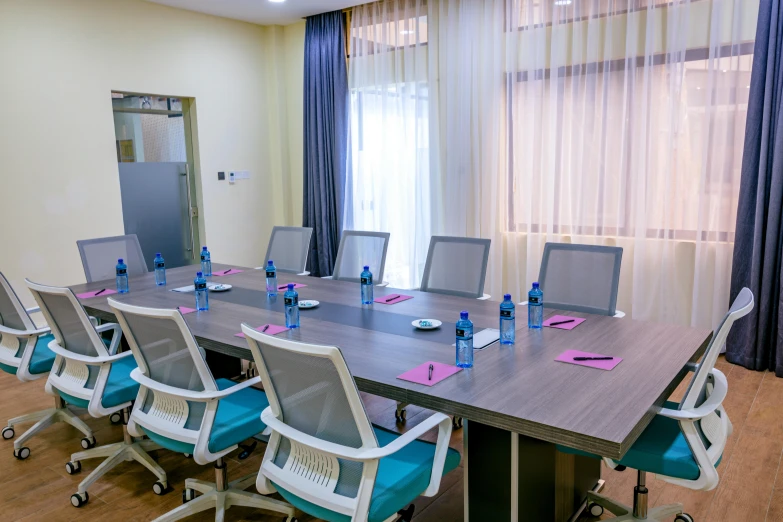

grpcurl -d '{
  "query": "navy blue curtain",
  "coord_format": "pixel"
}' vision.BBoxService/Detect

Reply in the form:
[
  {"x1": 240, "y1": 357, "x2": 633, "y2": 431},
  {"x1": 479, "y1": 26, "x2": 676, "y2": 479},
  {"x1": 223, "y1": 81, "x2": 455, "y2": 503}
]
[
  {"x1": 302, "y1": 11, "x2": 348, "y2": 277},
  {"x1": 726, "y1": 0, "x2": 783, "y2": 375}
]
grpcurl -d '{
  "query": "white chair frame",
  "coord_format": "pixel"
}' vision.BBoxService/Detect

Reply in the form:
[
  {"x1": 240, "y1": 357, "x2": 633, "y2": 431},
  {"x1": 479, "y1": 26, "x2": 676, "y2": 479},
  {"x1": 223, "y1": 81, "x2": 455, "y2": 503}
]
[
  {"x1": 109, "y1": 300, "x2": 294, "y2": 522},
  {"x1": 243, "y1": 325, "x2": 453, "y2": 522}
]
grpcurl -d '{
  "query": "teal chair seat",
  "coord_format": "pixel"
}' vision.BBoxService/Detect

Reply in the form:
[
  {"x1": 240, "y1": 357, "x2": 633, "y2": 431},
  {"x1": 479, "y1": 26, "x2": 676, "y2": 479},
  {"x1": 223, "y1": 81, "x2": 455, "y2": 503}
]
[
  {"x1": 0, "y1": 333, "x2": 56, "y2": 375},
  {"x1": 142, "y1": 378, "x2": 269, "y2": 455},
  {"x1": 54, "y1": 350, "x2": 139, "y2": 410},
  {"x1": 558, "y1": 401, "x2": 721, "y2": 481},
  {"x1": 274, "y1": 425, "x2": 461, "y2": 522}
]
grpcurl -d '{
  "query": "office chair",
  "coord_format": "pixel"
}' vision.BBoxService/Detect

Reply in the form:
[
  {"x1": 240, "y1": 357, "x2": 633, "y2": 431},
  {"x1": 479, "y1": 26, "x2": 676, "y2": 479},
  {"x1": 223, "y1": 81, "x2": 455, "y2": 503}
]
[
  {"x1": 323, "y1": 230, "x2": 391, "y2": 286},
  {"x1": 26, "y1": 280, "x2": 167, "y2": 508},
  {"x1": 521, "y1": 242, "x2": 625, "y2": 317},
  {"x1": 77, "y1": 234, "x2": 149, "y2": 283},
  {"x1": 243, "y1": 325, "x2": 461, "y2": 522},
  {"x1": 558, "y1": 287, "x2": 754, "y2": 522},
  {"x1": 256, "y1": 226, "x2": 313, "y2": 275},
  {"x1": 108, "y1": 299, "x2": 294, "y2": 522},
  {"x1": 0, "y1": 272, "x2": 95, "y2": 459}
]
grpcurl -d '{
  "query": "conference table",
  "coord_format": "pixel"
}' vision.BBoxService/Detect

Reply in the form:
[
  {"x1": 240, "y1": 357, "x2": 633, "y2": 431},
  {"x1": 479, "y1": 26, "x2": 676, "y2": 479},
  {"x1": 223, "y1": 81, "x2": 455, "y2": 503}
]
[{"x1": 69, "y1": 264, "x2": 712, "y2": 522}]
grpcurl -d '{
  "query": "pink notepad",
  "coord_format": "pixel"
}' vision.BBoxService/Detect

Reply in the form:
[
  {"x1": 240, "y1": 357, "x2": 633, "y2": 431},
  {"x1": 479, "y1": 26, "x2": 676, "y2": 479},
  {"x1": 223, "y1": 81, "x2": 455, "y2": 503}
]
[
  {"x1": 76, "y1": 289, "x2": 118, "y2": 299},
  {"x1": 177, "y1": 306, "x2": 197, "y2": 315},
  {"x1": 397, "y1": 361, "x2": 462, "y2": 387},
  {"x1": 543, "y1": 315, "x2": 586, "y2": 330},
  {"x1": 213, "y1": 269, "x2": 244, "y2": 277},
  {"x1": 374, "y1": 294, "x2": 414, "y2": 305},
  {"x1": 235, "y1": 324, "x2": 290, "y2": 338},
  {"x1": 555, "y1": 350, "x2": 622, "y2": 371},
  {"x1": 276, "y1": 283, "x2": 307, "y2": 291}
]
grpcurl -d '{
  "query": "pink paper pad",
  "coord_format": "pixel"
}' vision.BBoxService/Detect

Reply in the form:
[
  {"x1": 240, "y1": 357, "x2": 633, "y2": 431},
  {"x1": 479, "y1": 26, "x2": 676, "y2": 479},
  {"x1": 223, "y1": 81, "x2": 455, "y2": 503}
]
[
  {"x1": 76, "y1": 289, "x2": 118, "y2": 299},
  {"x1": 555, "y1": 349, "x2": 622, "y2": 371},
  {"x1": 235, "y1": 324, "x2": 290, "y2": 338},
  {"x1": 177, "y1": 306, "x2": 197, "y2": 315},
  {"x1": 276, "y1": 283, "x2": 307, "y2": 291},
  {"x1": 374, "y1": 294, "x2": 414, "y2": 305},
  {"x1": 543, "y1": 315, "x2": 586, "y2": 330},
  {"x1": 213, "y1": 269, "x2": 244, "y2": 277},
  {"x1": 397, "y1": 361, "x2": 462, "y2": 387}
]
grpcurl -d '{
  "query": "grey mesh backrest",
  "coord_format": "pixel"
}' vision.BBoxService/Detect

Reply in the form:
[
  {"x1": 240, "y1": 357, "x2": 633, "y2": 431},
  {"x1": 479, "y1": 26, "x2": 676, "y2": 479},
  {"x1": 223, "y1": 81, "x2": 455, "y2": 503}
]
[
  {"x1": 264, "y1": 226, "x2": 313, "y2": 274},
  {"x1": 248, "y1": 334, "x2": 377, "y2": 498},
  {"x1": 77, "y1": 234, "x2": 148, "y2": 283},
  {"x1": 420, "y1": 236, "x2": 491, "y2": 298},
  {"x1": 331, "y1": 231, "x2": 391, "y2": 283},
  {"x1": 538, "y1": 243, "x2": 623, "y2": 316},
  {"x1": 0, "y1": 272, "x2": 35, "y2": 332}
]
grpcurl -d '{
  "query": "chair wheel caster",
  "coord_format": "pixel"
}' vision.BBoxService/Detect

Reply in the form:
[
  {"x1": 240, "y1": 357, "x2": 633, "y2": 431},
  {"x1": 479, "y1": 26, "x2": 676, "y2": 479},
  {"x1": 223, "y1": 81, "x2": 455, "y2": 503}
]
[
  {"x1": 183, "y1": 453, "x2": 192, "y2": 458},
  {"x1": 615, "y1": 465, "x2": 627, "y2": 472},
  {"x1": 282, "y1": 517, "x2": 298, "y2": 522},
  {"x1": 587, "y1": 502, "x2": 604, "y2": 517},
  {"x1": 452, "y1": 416, "x2": 463, "y2": 429},
  {"x1": 397, "y1": 504, "x2": 415, "y2": 522},
  {"x1": 13, "y1": 446, "x2": 30, "y2": 460},
  {"x1": 80, "y1": 436, "x2": 96, "y2": 449},
  {"x1": 238, "y1": 440, "x2": 258, "y2": 460},
  {"x1": 182, "y1": 488, "x2": 196, "y2": 503},
  {"x1": 70, "y1": 491, "x2": 89, "y2": 508},
  {"x1": 2, "y1": 427, "x2": 14, "y2": 440},
  {"x1": 109, "y1": 412, "x2": 122, "y2": 424},
  {"x1": 152, "y1": 481, "x2": 168, "y2": 495},
  {"x1": 675, "y1": 514, "x2": 694, "y2": 522},
  {"x1": 65, "y1": 461, "x2": 81, "y2": 474},
  {"x1": 395, "y1": 408, "x2": 407, "y2": 422}
]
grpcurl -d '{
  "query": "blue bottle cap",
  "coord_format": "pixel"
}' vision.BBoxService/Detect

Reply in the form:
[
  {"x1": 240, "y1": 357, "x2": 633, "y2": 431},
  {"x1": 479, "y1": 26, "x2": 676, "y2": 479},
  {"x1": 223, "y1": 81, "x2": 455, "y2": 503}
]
[
  {"x1": 532, "y1": 282, "x2": 540, "y2": 289},
  {"x1": 364, "y1": 265, "x2": 370, "y2": 270},
  {"x1": 118, "y1": 258, "x2": 123, "y2": 264},
  {"x1": 287, "y1": 283, "x2": 294, "y2": 290},
  {"x1": 504, "y1": 293, "x2": 512, "y2": 300},
  {"x1": 196, "y1": 271, "x2": 203, "y2": 277},
  {"x1": 156, "y1": 253, "x2": 162, "y2": 257},
  {"x1": 202, "y1": 246, "x2": 208, "y2": 251},
  {"x1": 460, "y1": 310, "x2": 469, "y2": 320},
  {"x1": 268, "y1": 260, "x2": 274, "y2": 265}
]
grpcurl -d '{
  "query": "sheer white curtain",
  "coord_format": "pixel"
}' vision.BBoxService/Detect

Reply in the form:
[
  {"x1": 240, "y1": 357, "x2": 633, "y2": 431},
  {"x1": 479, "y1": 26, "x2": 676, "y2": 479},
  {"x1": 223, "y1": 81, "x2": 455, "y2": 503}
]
[{"x1": 349, "y1": 0, "x2": 756, "y2": 329}]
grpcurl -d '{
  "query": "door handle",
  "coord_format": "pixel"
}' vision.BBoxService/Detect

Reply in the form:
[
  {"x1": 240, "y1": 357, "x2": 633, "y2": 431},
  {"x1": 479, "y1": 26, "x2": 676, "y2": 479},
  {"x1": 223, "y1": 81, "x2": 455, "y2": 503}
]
[{"x1": 184, "y1": 164, "x2": 196, "y2": 259}]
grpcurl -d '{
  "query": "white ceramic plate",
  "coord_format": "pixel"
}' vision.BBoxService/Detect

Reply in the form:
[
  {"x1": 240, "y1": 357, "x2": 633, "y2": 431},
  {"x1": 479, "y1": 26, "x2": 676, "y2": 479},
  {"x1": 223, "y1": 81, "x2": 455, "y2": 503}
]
[
  {"x1": 299, "y1": 300, "x2": 320, "y2": 309},
  {"x1": 412, "y1": 319, "x2": 442, "y2": 330},
  {"x1": 208, "y1": 283, "x2": 232, "y2": 292}
]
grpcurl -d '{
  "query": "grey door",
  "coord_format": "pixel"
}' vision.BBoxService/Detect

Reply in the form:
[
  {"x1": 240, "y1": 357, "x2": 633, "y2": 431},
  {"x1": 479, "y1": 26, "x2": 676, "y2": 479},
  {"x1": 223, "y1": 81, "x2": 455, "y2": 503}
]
[{"x1": 118, "y1": 162, "x2": 194, "y2": 269}]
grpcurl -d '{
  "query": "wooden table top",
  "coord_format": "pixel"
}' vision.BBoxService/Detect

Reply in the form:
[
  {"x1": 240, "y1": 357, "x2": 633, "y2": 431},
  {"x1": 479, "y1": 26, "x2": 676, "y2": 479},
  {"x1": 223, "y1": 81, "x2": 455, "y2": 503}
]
[{"x1": 69, "y1": 263, "x2": 712, "y2": 459}]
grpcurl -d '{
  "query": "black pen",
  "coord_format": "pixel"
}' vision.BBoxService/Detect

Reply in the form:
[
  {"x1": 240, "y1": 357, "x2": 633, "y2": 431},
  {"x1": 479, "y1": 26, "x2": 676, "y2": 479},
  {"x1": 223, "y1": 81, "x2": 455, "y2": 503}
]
[
  {"x1": 428, "y1": 364, "x2": 434, "y2": 381},
  {"x1": 550, "y1": 319, "x2": 575, "y2": 326},
  {"x1": 386, "y1": 295, "x2": 401, "y2": 303},
  {"x1": 94, "y1": 288, "x2": 106, "y2": 296},
  {"x1": 261, "y1": 325, "x2": 269, "y2": 333},
  {"x1": 573, "y1": 356, "x2": 613, "y2": 361},
  {"x1": 278, "y1": 284, "x2": 288, "y2": 290},
  {"x1": 222, "y1": 268, "x2": 233, "y2": 275}
]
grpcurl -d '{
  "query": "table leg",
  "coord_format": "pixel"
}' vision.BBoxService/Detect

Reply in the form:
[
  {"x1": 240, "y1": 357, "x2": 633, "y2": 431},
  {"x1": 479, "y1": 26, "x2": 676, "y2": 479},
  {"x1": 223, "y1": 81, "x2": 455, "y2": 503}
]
[{"x1": 464, "y1": 420, "x2": 601, "y2": 522}]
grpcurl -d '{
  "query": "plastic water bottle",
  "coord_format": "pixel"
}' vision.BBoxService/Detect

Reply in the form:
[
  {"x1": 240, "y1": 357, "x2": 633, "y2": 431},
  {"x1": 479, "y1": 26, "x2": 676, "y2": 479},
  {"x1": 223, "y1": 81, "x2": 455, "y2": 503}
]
[
  {"x1": 284, "y1": 283, "x2": 300, "y2": 328},
  {"x1": 200, "y1": 246, "x2": 212, "y2": 277},
  {"x1": 116, "y1": 259, "x2": 129, "y2": 294},
  {"x1": 455, "y1": 311, "x2": 474, "y2": 368},
  {"x1": 154, "y1": 253, "x2": 166, "y2": 286},
  {"x1": 361, "y1": 265, "x2": 374, "y2": 304},
  {"x1": 194, "y1": 271, "x2": 209, "y2": 311},
  {"x1": 265, "y1": 260, "x2": 278, "y2": 296},
  {"x1": 528, "y1": 282, "x2": 543, "y2": 329},
  {"x1": 500, "y1": 294, "x2": 515, "y2": 344}
]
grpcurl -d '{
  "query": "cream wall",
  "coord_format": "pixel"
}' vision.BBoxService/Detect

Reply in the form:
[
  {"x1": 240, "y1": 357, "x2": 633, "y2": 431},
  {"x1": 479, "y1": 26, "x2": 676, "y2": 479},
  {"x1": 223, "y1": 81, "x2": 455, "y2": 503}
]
[{"x1": 0, "y1": 0, "x2": 305, "y2": 305}]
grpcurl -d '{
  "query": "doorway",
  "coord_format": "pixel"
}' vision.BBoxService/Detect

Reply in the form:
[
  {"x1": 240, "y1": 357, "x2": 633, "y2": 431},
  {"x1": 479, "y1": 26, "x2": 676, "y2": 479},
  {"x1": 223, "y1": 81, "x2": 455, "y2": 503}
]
[{"x1": 112, "y1": 92, "x2": 200, "y2": 269}]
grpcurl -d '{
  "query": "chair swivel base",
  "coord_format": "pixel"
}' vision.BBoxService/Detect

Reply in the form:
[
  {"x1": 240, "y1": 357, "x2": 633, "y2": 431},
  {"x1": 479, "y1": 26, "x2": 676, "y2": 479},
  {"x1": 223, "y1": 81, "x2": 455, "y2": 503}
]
[
  {"x1": 6, "y1": 397, "x2": 93, "y2": 459},
  {"x1": 586, "y1": 490, "x2": 692, "y2": 521},
  {"x1": 153, "y1": 460, "x2": 294, "y2": 522},
  {"x1": 67, "y1": 435, "x2": 167, "y2": 507}
]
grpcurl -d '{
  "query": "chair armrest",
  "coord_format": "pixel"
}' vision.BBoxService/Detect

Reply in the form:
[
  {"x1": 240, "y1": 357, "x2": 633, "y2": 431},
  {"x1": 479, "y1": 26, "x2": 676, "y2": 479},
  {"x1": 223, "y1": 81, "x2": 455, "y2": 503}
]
[
  {"x1": 0, "y1": 324, "x2": 50, "y2": 338},
  {"x1": 25, "y1": 306, "x2": 40, "y2": 315},
  {"x1": 88, "y1": 316, "x2": 100, "y2": 327},
  {"x1": 131, "y1": 369, "x2": 262, "y2": 401},
  {"x1": 613, "y1": 310, "x2": 626, "y2": 318},
  {"x1": 298, "y1": 271, "x2": 310, "y2": 276},
  {"x1": 658, "y1": 370, "x2": 728, "y2": 420},
  {"x1": 95, "y1": 322, "x2": 123, "y2": 355},
  {"x1": 47, "y1": 344, "x2": 134, "y2": 365},
  {"x1": 478, "y1": 294, "x2": 491, "y2": 300},
  {"x1": 357, "y1": 413, "x2": 451, "y2": 460},
  {"x1": 321, "y1": 276, "x2": 334, "y2": 280}
]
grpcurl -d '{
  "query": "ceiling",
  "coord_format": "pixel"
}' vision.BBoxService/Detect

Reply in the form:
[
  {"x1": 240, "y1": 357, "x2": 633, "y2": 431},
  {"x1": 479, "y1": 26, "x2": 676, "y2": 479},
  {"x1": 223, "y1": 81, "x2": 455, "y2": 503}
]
[{"x1": 146, "y1": 0, "x2": 355, "y2": 26}]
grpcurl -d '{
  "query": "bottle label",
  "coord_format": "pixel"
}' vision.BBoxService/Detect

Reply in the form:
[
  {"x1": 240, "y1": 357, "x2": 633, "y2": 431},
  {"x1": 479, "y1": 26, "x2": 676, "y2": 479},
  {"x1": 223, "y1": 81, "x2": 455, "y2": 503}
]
[
  {"x1": 155, "y1": 262, "x2": 165, "y2": 269},
  {"x1": 284, "y1": 296, "x2": 299, "y2": 306},
  {"x1": 266, "y1": 270, "x2": 275, "y2": 278},
  {"x1": 529, "y1": 296, "x2": 540, "y2": 304},
  {"x1": 117, "y1": 268, "x2": 127, "y2": 275},
  {"x1": 361, "y1": 276, "x2": 372, "y2": 285},
  {"x1": 195, "y1": 282, "x2": 206, "y2": 290},
  {"x1": 201, "y1": 255, "x2": 206, "y2": 261},
  {"x1": 456, "y1": 328, "x2": 467, "y2": 337},
  {"x1": 501, "y1": 310, "x2": 513, "y2": 318}
]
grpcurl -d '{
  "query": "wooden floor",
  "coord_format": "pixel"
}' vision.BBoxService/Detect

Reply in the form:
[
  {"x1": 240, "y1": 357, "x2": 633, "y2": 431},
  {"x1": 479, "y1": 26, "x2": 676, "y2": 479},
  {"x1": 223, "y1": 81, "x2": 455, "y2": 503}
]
[{"x1": 1, "y1": 356, "x2": 781, "y2": 521}]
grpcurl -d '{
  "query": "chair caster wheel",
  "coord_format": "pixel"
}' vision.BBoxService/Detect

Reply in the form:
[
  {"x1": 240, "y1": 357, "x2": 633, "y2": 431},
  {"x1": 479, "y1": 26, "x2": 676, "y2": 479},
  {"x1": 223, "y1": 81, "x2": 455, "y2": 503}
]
[
  {"x1": 397, "y1": 504, "x2": 415, "y2": 522},
  {"x1": 183, "y1": 453, "x2": 192, "y2": 458},
  {"x1": 2, "y1": 426, "x2": 14, "y2": 440},
  {"x1": 80, "y1": 436, "x2": 96, "y2": 449},
  {"x1": 152, "y1": 481, "x2": 168, "y2": 495},
  {"x1": 282, "y1": 517, "x2": 298, "y2": 522},
  {"x1": 109, "y1": 412, "x2": 122, "y2": 424},
  {"x1": 675, "y1": 514, "x2": 694, "y2": 522},
  {"x1": 13, "y1": 446, "x2": 30, "y2": 460},
  {"x1": 614, "y1": 465, "x2": 627, "y2": 472},
  {"x1": 65, "y1": 461, "x2": 82, "y2": 474},
  {"x1": 587, "y1": 502, "x2": 604, "y2": 517},
  {"x1": 183, "y1": 488, "x2": 196, "y2": 503},
  {"x1": 70, "y1": 491, "x2": 89, "y2": 508},
  {"x1": 452, "y1": 416, "x2": 463, "y2": 429},
  {"x1": 395, "y1": 408, "x2": 407, "y2": 422},
  {"x1": 238, "y1": 440, "x2": 257, "y2": 460}
]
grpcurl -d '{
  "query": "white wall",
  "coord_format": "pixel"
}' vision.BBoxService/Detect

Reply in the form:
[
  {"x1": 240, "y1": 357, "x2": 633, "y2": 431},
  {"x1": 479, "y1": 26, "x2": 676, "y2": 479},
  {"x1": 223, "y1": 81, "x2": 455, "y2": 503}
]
[{"x1": 0, "y1": 0, "x2": 304, "y2": 305}]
